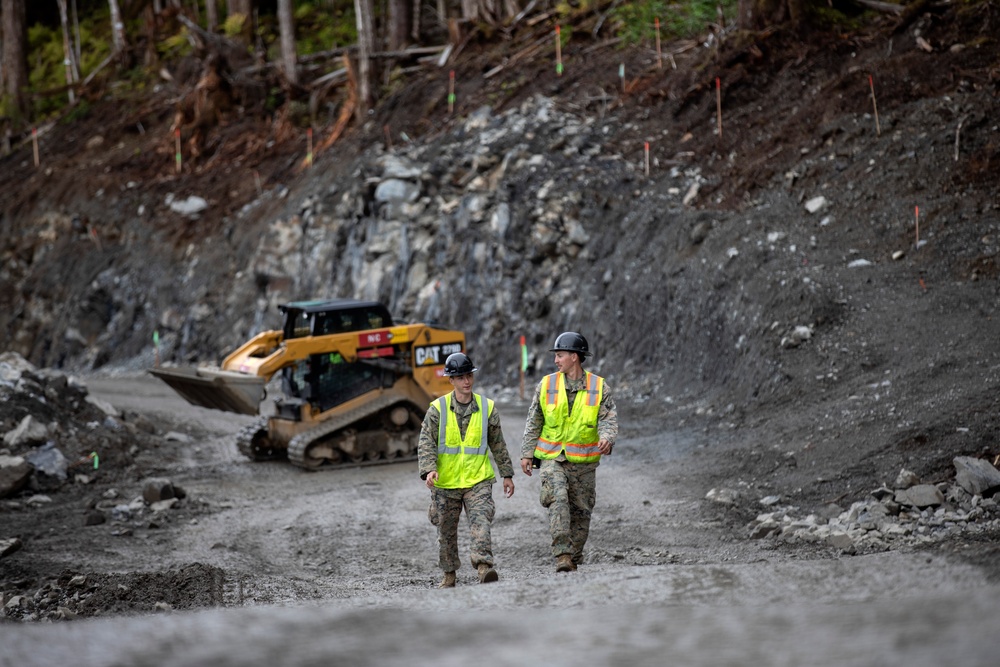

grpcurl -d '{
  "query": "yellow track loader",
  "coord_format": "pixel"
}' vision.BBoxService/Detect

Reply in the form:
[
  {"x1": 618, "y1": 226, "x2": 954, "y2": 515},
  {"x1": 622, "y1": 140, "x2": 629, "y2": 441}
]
[{"x1": 150, "y1": 300, "x2": 464, "y2": 469}]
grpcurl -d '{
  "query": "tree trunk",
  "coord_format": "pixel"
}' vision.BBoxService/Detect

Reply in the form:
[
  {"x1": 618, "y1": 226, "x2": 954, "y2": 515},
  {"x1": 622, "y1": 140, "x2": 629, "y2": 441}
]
[
  {"x1": 278, "y1": 0, "x2": 297, "y2": 85},
  {"x1": 354, "y1": 0, "x2": 375, "y2": 115},
  {"x1": 460, "y1": 0, "x2": 477, "y2": 21},
  {"x1": 388, "y1": 0, "x2": 412, "y2": 51},
  {"x1": 2, "y1": 0, "x2": 30, "y2": 119},
  {"x1": 206, "y1": 0, "x2": 219, "y2": 31},
  {"x1": 71, "y1": 0, "x2": 81, "y2": 65},
  {"x1": 56, "y1": 0, "x2": 79, "y2": 103},
  {"x1": 108, "y1": 0, "x2": 128, "y2": 56},
  {"x1": 459, "y1": 0, "x2": 517, "y2": 25},
  {"x1": 410, "y1": 0, "x2": 420, "y2": 42}
]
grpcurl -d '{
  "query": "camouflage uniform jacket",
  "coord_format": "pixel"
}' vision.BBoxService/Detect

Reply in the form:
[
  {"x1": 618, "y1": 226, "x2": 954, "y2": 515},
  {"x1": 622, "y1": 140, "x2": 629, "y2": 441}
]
[
  {"x1": 520, "y1": 374, "x2": 618, "y2": 465},
  {"x1": 418, "y1": 392, "x2": 515, "y2": 495}
]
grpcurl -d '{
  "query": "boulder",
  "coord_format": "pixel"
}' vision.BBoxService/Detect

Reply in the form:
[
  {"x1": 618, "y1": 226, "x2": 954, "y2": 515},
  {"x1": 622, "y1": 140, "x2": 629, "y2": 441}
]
[
  {"x1": 3, "y1": 415, "x2": 51, "y2": 448},
  {"x1": 0, "y1": 537, "x2": 23, "y2": 558},
  {"x1": 805, "y1": 196, "x2": 827, "y2": 213},
  {"x1": 705, "y1": 488, "x2": 740, "y2": 505},
  {"x1": 83, "y1": 510, "x2": 106, "y2": 526},
  {"x1": 895, "y1": 484, "x2": 944, "y2": 509},
  {"x1": 826, "y1": 532, "x2": 856, "y2": 554},
  {"x1": 168, "y1": 195, "x2": 209, "y2": 216},
  {"x1": 86, "y1": 394, "x2": 120, "y2": 417},
  {"x1": 26, "y1": 442, "x2": 69, "y2": 482},
  {"x1": 894, "y1": 468, "x2": 920, "y2": 489},
  {"x1": 0, "y1": 455, "x2": 33, "y2": 498},
  {"x1": 374, "y1": 179, "x2": 420, "y2": 204},
  {"x1": 0, "y1": 351, "x2": 36, "y2": 379},
  {"x1": 953, "y1": 456, "x2": 1000, "y2": 497},
  {"x1": 143, "y1": 478, "x2": 176, "y2": 503}
]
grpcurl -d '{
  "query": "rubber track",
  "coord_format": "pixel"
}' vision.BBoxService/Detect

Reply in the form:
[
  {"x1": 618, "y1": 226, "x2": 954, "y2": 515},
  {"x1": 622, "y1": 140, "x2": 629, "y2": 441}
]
[
  {"x1": 235, "y1": 416, "x2": 273, "y2": 461},
  {"x1": 287, "y1": 392, "x2": 416, "y2": 469}
]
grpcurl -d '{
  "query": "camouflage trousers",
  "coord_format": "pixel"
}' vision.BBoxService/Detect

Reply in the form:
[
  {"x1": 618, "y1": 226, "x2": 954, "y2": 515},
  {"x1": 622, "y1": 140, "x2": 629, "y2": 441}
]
[
  {"x1": 539, "y1": 459, "x2": 597, "y2": 563},
  {"x1": 428, "y1": 479, "x2": 496, "y2": 573}
]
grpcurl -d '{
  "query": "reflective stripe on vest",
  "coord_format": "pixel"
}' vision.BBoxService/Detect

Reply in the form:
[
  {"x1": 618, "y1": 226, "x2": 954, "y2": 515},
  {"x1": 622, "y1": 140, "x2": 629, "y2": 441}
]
[
  {"x1": 534, "y1": 372, "x2": 604, "y2": 464},
  {"x1": 436, "y1": 395, "x2": 489, "y2": 455},
  {"x1": 433, "y1": 393, "x2": 494, "y2": 489}
]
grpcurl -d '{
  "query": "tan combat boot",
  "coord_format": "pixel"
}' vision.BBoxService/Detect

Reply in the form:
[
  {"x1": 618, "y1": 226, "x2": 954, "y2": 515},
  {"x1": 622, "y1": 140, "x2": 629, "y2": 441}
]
[
  {"x1": 438, "y1": 571, "x2": 456, "y2": 588},
  {"x1": 477, "y1": 563, "x2": 499, "y2": 584},
  {"x1": 555, "y1": 555, "x2": 577, "y2": 572}
]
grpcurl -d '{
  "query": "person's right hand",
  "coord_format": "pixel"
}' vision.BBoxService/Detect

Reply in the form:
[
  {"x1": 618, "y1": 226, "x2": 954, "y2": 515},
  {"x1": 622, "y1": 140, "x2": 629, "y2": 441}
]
[
  {"x1": 425, "y1": 471, "x2": 439, "y2": 488},
  {"x1": 520, "y1": 458, "x2": 533, "y2": 476}
]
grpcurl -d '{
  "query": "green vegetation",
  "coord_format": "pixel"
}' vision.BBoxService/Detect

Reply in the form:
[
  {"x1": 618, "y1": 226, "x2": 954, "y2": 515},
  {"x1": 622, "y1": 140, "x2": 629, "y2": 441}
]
[
  {"x1": 12, "y1": 0, "x2": 754, "y2": 125},
  {"x1": 25, "y1": 8, "x2": 113, "y2": 117},
  {"x1": 159, "y1": 29, "x2": 194, "y2": 61},
  {"x1": 63, "y1": 99, "x2": 92, "y2": 123},
  {"x1": 256, "y1": 1, "x2": 357, "y2": 71},
  {"x1": 809, "y1": 4, "x2": 873, "y2": 31},
  {"x1": 292, "y1": 0, "x2": 357, "y2": 55},
  {"x1": 221, "y1": 13, "x2": 248, "y2": 40},
  {"x1": 612, "y1": 0, "x2": 737, "y2": 45}
]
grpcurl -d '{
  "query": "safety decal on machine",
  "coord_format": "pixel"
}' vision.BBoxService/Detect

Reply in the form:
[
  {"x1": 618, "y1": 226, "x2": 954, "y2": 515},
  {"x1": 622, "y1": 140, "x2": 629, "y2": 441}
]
[
  {"x1": 358, "y1": 327, "x2": 411, "y2": 348},
  {"x1": 358, "y1": 330, "x2": 392, "y2": 347}
]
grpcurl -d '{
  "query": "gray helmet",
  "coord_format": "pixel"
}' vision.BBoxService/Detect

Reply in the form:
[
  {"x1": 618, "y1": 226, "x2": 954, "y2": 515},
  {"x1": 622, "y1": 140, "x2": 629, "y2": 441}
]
[
  {"x1": 443, "y1": 352, "x2": 478, "y2": 377},
  {"x1": 549, "y1": 331, "x2": 589, "y2": 358}
]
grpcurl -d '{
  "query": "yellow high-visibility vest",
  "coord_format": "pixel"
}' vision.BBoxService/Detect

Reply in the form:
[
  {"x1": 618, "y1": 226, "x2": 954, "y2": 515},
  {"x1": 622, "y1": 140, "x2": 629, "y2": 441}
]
[
  {"x1": 433, "y1": 392, "x2": 495, "y2": 489},
  {"x1": 534, "y1": 372, "x2": 604, "y2": 464}
]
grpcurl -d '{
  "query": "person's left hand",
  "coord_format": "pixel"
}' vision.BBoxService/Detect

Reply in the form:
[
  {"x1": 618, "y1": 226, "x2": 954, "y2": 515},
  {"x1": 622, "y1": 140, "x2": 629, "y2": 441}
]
[
  {"x1": 597, "y1": 439, "x2": 613, "y2": 455},
  {"x1": 503, "y1": 477, "x2": 515, "y2": 498}
]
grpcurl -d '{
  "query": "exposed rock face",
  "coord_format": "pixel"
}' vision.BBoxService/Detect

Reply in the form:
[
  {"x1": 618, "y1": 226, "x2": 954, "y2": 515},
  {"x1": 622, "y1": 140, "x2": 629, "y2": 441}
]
[{"x1": 0, "y1": 94, "x2": 800, "y2": 405}]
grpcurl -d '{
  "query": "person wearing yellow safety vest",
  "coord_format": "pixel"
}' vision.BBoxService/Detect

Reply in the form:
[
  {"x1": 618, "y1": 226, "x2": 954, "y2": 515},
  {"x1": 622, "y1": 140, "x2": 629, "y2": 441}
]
[
  {"x1": 520, "y1": 332, "x2": 618, "y2": 573},
  {"x1": 418, "y1": 352, "x2": 516, "y2": 588}
]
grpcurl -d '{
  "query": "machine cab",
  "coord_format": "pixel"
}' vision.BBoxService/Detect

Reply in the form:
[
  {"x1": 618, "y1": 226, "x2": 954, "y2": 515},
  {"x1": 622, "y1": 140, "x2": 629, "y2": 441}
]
[{"x1": 280, "y1": 299, "x2": 393, "y2": 339}]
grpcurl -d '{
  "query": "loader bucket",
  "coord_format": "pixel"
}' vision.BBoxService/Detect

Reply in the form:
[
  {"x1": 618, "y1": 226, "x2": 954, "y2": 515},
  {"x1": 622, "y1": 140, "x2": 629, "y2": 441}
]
[{"x1": 149, "y1": 366, "x2": 266, "y2": 415}]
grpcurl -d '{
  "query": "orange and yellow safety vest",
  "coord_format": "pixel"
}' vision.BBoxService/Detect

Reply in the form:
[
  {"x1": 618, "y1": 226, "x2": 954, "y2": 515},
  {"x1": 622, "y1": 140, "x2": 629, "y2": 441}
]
[{"x1": 534, "y1": 371, "x2": 604, "y2": 464}]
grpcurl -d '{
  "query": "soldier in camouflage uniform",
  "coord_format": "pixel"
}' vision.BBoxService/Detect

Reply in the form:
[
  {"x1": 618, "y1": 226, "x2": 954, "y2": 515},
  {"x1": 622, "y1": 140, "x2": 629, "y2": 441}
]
[
  {"x1": 521, "y1": 332, "x2": 618, "y2": 572},
  {"x1": 419, "y1": 352, "x2": 515, "y2": 588}
]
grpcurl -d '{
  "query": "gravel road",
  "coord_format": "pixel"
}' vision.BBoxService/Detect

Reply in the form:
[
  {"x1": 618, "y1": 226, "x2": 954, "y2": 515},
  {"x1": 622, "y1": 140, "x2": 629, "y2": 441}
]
[{"x1": 3, "y1": 375, "x2": 998, "y2": 665}]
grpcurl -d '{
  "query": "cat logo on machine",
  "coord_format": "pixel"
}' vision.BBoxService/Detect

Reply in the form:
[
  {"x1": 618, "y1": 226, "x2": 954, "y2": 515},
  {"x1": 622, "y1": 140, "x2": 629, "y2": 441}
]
[{"x1": 414, "y1": 342, "x2": 463, "y2": 366}]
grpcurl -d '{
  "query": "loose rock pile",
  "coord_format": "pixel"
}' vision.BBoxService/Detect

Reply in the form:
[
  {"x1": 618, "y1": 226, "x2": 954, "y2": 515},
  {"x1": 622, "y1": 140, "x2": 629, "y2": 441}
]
[
  {"x1": 1, "y1": 562, "x2": 224, "y2": 622},
  {"x1": 1, "y1": 352, "x2": 211, "y2": 621},
  {"x1": 0, "y1": 352, "x2": 139, "y2": 499},
  {"x1": 741, "y1": 457, "x2": 1000, "y2": 554}
]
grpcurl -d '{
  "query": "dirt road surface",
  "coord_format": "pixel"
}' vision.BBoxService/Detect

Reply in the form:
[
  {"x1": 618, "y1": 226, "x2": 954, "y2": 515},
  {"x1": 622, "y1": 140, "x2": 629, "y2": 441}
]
[{"x1": 3, "y1": 374, "x2": 998, "y2": 665}]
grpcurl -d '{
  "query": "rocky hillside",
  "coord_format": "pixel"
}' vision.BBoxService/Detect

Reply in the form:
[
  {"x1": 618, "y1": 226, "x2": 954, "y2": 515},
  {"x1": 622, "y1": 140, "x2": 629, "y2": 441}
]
[{"x1": 1, "y1": 6, "x2": 998, "y2": 494}]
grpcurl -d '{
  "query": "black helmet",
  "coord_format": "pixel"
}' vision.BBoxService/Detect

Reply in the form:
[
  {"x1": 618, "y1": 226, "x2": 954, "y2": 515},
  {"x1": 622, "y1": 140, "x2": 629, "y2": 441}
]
[
  {"x1": 443, "y1": 352, "x2": 478, "y2": 377},
  {"x1": 549, "y1": 332, "x2": 589, "y2": 358}
]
